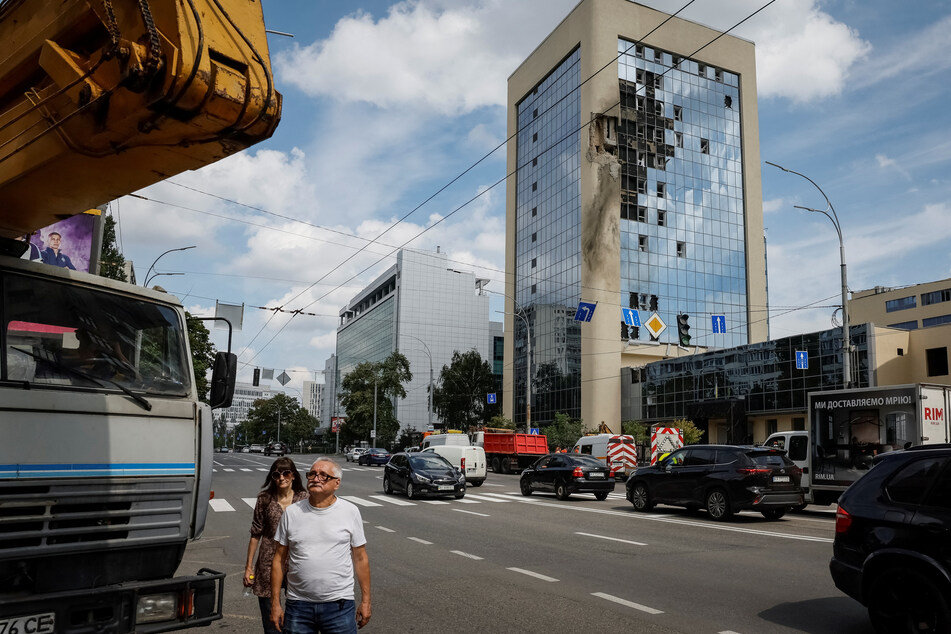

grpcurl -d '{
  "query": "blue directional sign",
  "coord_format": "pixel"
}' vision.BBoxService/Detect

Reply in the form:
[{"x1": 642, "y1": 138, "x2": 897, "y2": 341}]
[
  {"x1": 487, "y1": 393, "x2": 497, "y2": 404},
  {"x1": 574, "y1": 301, "x2": 597, "y2": 323},
  {"x1": 795, "y1": 350, "x2": 809, "y2": 370},
  {"x1": 622, "y1": 307, "x2": 641, "y2": 327},
  {"x1": 712, "y1": 315, "x2": 726, "y2": 334},
  {"x1": 530, "y1": 428, "x2": 540, "y2": 435}
]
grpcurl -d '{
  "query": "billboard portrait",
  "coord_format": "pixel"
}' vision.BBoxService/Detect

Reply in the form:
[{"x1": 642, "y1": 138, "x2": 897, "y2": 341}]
[{"x1": 32, "y1": 210, "x2": 103, "y2": 274}]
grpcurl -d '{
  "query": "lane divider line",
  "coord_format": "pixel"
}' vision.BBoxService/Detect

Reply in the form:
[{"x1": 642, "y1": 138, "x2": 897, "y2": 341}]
[
  {"x1": 507, "y1": 568, "x2": 558, "y2": 583},
  {"x1": 408, "y1": 537, "x2": 433, "y2": 545},
  {"x1": 453, "y1": 509, "x2": 490, "y2": 517},
  {"x1": 451, "y1": 550, "x2": 484, "y2": 560},
  {"x1": 375, "y1": 526, "x2": 395, "y2": 533},
  {"x1": 575, "y1": 531, "x2": 647, "y2": 546},
  {"x1": 592, "y1": 592, "x2": 663, "y2": 614}
]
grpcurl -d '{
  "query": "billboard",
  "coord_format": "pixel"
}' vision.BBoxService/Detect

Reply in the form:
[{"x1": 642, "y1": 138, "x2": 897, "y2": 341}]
[{"x1": 19, "y1": 210, "x2": 103, "y2": 274}]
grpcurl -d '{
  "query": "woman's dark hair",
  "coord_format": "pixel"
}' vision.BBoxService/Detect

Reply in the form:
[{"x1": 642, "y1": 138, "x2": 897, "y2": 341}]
[{"x1": 262, "y1": 456, "x2": 305, "y2": 495}]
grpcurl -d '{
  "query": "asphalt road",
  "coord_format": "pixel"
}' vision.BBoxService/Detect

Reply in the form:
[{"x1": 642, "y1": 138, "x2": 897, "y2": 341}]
[{"x1": 180, "y1": 452, "x2": 873, "y2": 634}]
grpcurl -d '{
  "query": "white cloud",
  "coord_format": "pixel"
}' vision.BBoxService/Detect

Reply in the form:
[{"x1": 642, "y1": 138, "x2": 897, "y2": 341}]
[{"x1": 762, "y1": 198, "x2": 785, "y2": 214}]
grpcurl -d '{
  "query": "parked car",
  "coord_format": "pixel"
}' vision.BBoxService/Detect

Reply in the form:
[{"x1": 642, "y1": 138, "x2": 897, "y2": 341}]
[
  {"x1": 238, "y1": 445, "x2": 250, "y2": 453},
  {"x1": 383, "y1": 452, "x2": 466, "y2": 499},
  {"x1": 519, "y1": 453, "x2": 615, "y2": 500},
  {"x1": 346, "y1": 447, "x2": 367, "y2": 463},
  {"x1": 248, "y1": 444, "x2": 265, "y2": 453},
  {"x1": 358, "y1": 448, "x2": 391, "y2": 466},
  {"x1": 625, "y1": 445, "x2": 803, "y2": 521},
  {"x1": 830, "y1": 445, "x2": 951, "y2": 634},
  {"x1": 264, "y1": 442, "x2": 288, "y2": 456},
  {"x1": 215, "y1": 446, "x2": 231, "y2": 453}
]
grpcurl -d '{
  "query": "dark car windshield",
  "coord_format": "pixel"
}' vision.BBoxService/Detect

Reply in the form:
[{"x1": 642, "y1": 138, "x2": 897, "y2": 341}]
[
  {"x1": 569, "y1": 455, "x2": 607, "y2": 468},
  {"x1": 410, "y1": 454, "x2": 453, "y2": 470},
  {"x1": 368, "y1": 448, "x2": 388, "y2": 455},
  {"x1": 749, "y1": 451, "x2": 794, "y2": 467}
]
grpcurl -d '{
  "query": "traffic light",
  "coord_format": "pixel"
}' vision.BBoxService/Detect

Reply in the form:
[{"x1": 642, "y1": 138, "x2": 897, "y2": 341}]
[
  {"x1": 253, "y1": 368, "x2": 260, "y2": 386},
  {"x1": 677, "y1": 314, "x2": 691, "y2": 346}
]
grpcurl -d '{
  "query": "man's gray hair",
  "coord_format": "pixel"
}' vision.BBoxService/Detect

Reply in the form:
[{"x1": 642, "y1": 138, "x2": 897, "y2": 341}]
[{"x1": 314, "y1": 457, "x2": 342, "y2": 479}]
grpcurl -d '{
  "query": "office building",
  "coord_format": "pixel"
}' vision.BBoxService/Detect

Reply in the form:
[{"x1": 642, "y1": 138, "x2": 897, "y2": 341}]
[
  {"x1": 320, "y1": 354, "x2": 338, "y2": 430},
  {"x1": 301, "y1": 379, "x2": 322, "y2": 421},
  {"x1": 219, "y1": 381, "x2": 272, "y2": 428},
  {"x1": 335, "y1": 249, "x2": 490, "y2": 432},
  {"x1": 851, "y1": 278, "x2": 951, "y2": 333},
  {"x1": 504, "y1": 0, "x2": 767, "y2": 430}
]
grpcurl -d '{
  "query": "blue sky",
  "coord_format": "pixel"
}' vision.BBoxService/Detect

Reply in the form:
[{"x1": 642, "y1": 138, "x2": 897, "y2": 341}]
[{"x1": 114, "y1": 0, "x2": 951, "y2": 396}]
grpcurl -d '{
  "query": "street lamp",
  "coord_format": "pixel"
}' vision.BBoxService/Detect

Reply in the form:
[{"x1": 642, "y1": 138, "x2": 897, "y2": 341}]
[
  {"x1": 144, "y1": 245, "x2": 196, "y2": 287},
  {"x1": 144, "y1": 272, "x2": 184, "y2": 286},
  {"x1": 766, "y1": 161, "x2": 851, "y2": 388},
  {"x1": 401, "y1": 334, "x2": 433, "y2": 432}
]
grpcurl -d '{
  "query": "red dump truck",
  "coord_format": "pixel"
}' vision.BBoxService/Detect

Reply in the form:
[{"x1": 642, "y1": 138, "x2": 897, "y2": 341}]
[{"x1": 473, "y1": 430, "x2": 549, "y2": 474}]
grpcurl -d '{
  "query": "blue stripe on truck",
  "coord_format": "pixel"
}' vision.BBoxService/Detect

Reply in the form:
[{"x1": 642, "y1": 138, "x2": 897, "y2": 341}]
[{"x1": 0, "y1": 463, "x2": 196, "y2": 478}]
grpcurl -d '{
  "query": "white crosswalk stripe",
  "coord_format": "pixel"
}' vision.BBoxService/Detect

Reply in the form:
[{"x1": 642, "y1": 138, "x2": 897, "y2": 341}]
[
  {"x1": 339, "y1": 495, "x2": 383, "y2": 507},
  {"x1": 240, "y1": 468, "x2": 252, "y2": 472},
  {"x1": 242, "y1": 498, "x2": 258, "y2": 509},
  {"x1": 209, "y1": 499, "x2": 235, "y2": 512},
  {"x1": 456, "y1": 498, "x2": 481, "y2": 504},
  {"x1": 421, "y1": 500, "x2": 450, "y2": 505},
  {"x1": 463, "y1": 493, "x2": 512, "y2": 503},
  {"x1": 222, "y1": 468, "x2": 235, "y2": 472},
  {"x1": 369, "y1": 495, "x2": 415, "y2": 506}
]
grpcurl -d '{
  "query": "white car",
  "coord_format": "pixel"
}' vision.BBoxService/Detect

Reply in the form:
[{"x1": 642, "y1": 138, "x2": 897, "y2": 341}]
[{"x1": 346, "y1": 447, "x2": 367, "y2": 463}]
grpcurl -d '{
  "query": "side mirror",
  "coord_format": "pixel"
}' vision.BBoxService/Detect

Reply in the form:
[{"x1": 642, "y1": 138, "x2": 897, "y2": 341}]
[
  {"x1": 665, "y1": 463, "x2": 673, "y2": 473},
  {"x1": 208, "y1": 351, "x2": 237, "y2": 409}
]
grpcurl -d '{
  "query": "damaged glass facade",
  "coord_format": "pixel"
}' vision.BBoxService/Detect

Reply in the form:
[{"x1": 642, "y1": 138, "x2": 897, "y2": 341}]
[
  {"x1": 617, "y1": 40, "x2": 748, "y2": 348},
  {"x1": 514, "y1": 48, "x2": 582, "y2": 424},
  {"x1": 630, "y1": 324, "x2": 870, "y2": 424}
]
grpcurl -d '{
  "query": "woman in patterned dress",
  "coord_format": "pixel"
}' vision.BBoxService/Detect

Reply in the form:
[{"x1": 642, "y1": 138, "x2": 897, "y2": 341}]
[{"x1": 244, "y1": 457, "x2": 307, "y2": 633}]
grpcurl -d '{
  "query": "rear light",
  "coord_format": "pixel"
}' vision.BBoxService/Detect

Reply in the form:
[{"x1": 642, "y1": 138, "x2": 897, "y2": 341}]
[
  {"x1": 572, "y1": 466, "x2": 584, "y2": 478},
  {"x1": 790, "y1": 466, "x2": 802, "y2": 477},
  {"x1": 461, "y1": 458, "x2": 466, "y2": 470},
  {"x1": 609, "y1": 467, "x2": 618, "y2": 477},
  {"x1": 737, "y1": 468, "x2": 771, "y2": 475},
  {"x1": 835, "y1": 505, "x2": 852, "y2": 534}
]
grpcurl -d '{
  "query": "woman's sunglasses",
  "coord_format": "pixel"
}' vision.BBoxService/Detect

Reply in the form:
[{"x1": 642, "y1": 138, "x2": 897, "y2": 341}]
[{"x1": 271, "y1": 469, "x2": 295, "y2": 480}]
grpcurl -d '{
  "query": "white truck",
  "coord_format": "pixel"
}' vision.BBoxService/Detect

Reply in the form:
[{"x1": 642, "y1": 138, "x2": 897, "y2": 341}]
[{"x1": 765, "y1": 383, "x2": 950, "y2": 506}]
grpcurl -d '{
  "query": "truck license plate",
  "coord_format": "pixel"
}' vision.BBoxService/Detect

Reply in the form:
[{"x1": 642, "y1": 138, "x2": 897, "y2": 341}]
[
  {"x1": 0, "y1": 612, "x2": 55, "y2": 634},
  {"x1": 437, "y1": 485, "x2": 454, "y2": 491},
  {"x1": 772, "y1": 475, "x2": 790, "y2": 483}
]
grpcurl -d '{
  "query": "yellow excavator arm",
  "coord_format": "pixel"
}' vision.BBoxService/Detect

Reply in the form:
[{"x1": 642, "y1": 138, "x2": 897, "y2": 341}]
[{"x1": 0, "y1": 0, "x2": 282, "y2": 238}]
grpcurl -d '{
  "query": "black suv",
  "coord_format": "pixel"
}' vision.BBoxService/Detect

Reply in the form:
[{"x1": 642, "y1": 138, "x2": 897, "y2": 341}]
[
  {"x1": 626, "y1": 445, "x2": 803, "y2": 521},
  {"x1": 264, "y1": 442, "x2": 288, "y2": 456},
  {"x1": 830, "y1": 445, "x2": 951, "y2": 634}
]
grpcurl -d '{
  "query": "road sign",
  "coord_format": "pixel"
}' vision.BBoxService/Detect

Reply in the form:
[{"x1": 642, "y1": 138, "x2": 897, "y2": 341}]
[
  {"x1": 530, "y1": 428, "x2": 539, "y2": 435},
  {"x1": 487, "y1": 393, "x2": 497, "y2": 404},
  {"x1": 621, "y1": 307, "x2": 641, "y2": 327},
  {"x1": 574, "y1": 301, "x2": 597, "y2": 322},
  {"x1": 712, "y1": 315, "x2": 726, "y2": 333},
  {"x1": 643, "y1": 313, "x2": 667, "y2": 338},
  {"x1": 277, "y1": 371, "x2": 291, "y2": 386},
  {"x1": 796, "y1": 350, "x2": 809, "y2": 370}
]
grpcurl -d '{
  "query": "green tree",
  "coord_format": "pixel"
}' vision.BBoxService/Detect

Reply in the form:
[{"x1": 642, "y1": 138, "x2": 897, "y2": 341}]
[
  {"x1": 185, "y1": 312, "x2": 216, "y2": 403},
  {"x1": 674, "y1": 418, "x2": 705, "y2": 445},
  {"x1": 542, "y1": 412, "x2": 584, "y2": 450},
  {"x1": 432, "y1": 350, "x2": 498, "y2": 430},
  {"x1": 339, "y1": 352, "x2": 412, "y2": 448},
  {"x1": 245, "y1": 393, "x2": 318, "y2": 447},
  {"x1": 487, "y1": 415, "x2": 516, "y2": 430},
  {"x1": 99, "y1": 213, "x2": 127, "y2": 282},
  {"x1": 622, "y1": 420, "x2": 651, "y2": 444}
]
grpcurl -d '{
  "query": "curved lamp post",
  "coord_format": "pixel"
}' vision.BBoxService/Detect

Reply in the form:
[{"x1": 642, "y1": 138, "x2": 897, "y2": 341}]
[
  {"x1": 144, "y1": 245, "x2": 195, "y2": 286},
  {"x1": 766, "y1": 161, "x2": 851, "y2": 388}
]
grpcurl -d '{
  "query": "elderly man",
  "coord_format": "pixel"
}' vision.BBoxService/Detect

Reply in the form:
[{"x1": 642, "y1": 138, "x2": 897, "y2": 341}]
[{"x1": 271, "y1": 458, "x2": 371, "y2": 633}]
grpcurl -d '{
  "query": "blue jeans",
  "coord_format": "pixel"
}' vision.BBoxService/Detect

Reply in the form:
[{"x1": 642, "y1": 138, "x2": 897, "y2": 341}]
[
  {"x1": 283, "y1": 598, "x2": 357, "y2": 634},
  {"x1": 258, "y1": 596, "x2": 282, "y2": 634}
]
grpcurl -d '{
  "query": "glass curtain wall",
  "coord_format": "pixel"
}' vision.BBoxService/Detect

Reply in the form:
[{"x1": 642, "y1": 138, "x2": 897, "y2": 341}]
[
  {"x1": 514, "y1": 48, "x2": 582, "y2": 425},
  {"x1": 617, "y1": 40, "x2": 748, "y2": 347},
  {"x1": 336, "y1": 297, "x2": 396, "y2": 413}
]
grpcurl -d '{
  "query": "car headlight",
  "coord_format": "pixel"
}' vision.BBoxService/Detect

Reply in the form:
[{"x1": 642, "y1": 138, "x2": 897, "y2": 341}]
[
  {"x1": 413, "y1": 473, "x2": 431, "y2": 483},
  {"x1": 457, "y1": 471, "x2": 466, "y2": 482}
]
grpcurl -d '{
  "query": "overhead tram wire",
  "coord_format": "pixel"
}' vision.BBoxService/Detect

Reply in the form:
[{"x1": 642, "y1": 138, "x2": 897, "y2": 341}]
[{"x1": 217, "y1": 0, "x2": 782, "y2": 366}]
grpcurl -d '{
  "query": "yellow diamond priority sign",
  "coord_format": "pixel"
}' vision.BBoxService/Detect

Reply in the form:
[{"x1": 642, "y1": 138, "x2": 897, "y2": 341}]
[{"x1": 644, "y1": 313, "x2": 667, "y2": 339}]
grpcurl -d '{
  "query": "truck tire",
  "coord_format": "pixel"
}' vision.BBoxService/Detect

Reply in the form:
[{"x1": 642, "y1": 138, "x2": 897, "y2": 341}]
[
  {"x1": 499, "y1": 458, "x2": 510, "y2": 475},
  {"x1": 492, "y1": 457, "x2": 502, "y2": 473}
]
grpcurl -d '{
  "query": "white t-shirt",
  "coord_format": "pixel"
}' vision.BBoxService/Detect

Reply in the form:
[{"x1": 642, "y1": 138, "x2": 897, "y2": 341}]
[{"x1": 274, "y1": 496, "x2": 367, "y2": 602}]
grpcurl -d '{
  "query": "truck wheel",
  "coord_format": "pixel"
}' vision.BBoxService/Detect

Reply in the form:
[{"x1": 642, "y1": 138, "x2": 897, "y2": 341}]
[
  {"x1": 555, "y1": 481, "x2": 570, "y2": 500},
  {"x1": 868, "y1": 567, "x2": 950, "y2": 634},
  {"x1": 594, "y1": 491, "x2": 609, "y2": 501},
  {"x1": 520, "y1": 478, "x2": 532, "y2": 496},
  {"x1": 706, "y1": 488, "x2": 733, "y2": 521},
  {"x1": 630, "y1": 482, "x2": 654, "y2": 512},
  {"x1": 492, "y1": 457, "x2": 502, "y2": 473}
]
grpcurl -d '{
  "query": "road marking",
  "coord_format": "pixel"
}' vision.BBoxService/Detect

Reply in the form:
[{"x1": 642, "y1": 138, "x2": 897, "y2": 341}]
[
  {"x1": 408, "y1": 537, "x2": 433, "y2": 545},
  {"x1": 507, "y1": 568, "x2": 558, "y2": 582},
  {"x1": 257, "y1": 468, "x2": 268, "y2": 471},
  {"x1": 592, "y1": 592, "x2": 663, "y2": 614},
  {"x1": 339, "y1": 496, "x2": 383, "y2": 507},
  {"x1": 242, "y1": 498, "x2": 258, "y2": 509},
  {"x1": 463, "y1": 494, "x2": 512, "y2": 503},
  {"x1": 455, "y1": 498, "x2": 480, "y2": 504},
  {"x1": 719, "y1": 631, "x2": 744, "y2": 633},
  {"x1": 240, "y1": 468, "x2": 252, "y2": 472},
  {"x1": 473, "y1": 492, "x2": 521, "y2": 501},
  {"x1": 369, "y1": 495, "x2": 415, "y2": 506},
  {"x1": 375, "y1": 526, "x2": 395, "y2": 533},
  {"x1": 575, "y1": 531, "x2": 647, "y2": 546},
  {"x1": 222, "y1": 468, "x2": 235, "y2": 472},
  {"x1": 482, "y1": 482, "x2": 505, "y2": 487},
  {"x1": 453, "y1": 509, "x2": 490, "y2": 517},
  {"x1": 451, "y1": 550, "x2": 484, "y2": 560},
  {"x1": 420, "y1": 500, "x2": 450, "y2": 505},
  {"x1": 209, "y1": 499, "x2": 235, "y2": 512}
]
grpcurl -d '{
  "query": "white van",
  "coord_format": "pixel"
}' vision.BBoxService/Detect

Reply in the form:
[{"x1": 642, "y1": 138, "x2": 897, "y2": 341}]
[
  {"x1": 421, "y1": 432, "x2": 471, "y2": 449},
  {"x1": 572, "y1": 434, "x2": 638, "y2": 479},
  {"x1": 422, "y1": 445, "x2": 487, "y2": 486}
]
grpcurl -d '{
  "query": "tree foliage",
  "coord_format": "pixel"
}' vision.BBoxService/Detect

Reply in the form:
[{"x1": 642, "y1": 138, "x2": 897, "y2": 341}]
[
  {"x1": 542, "y1": 412, "x2": 584, "y2": 451},
  {"x1": 487, "y1": 415, "x2": 516, "y2": 430},
  {"x1": 240, "y1": 393, "x2": 318, "y2": 447},
  {"x1": 432, "y1": 350, "x2": 498, "y2": 430},
  {"x1": 674, "y1": 418, "x2": 705, "y2": 445},
  {"x1": 339, "y1": 352, "x2": 412, "y2": 448},
  {"x1": 185, "y1": 312, "x2": 216, "y2": 403},
  {"x1": 99, "y1": 213, "x2": 127, "y2": 282}
]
